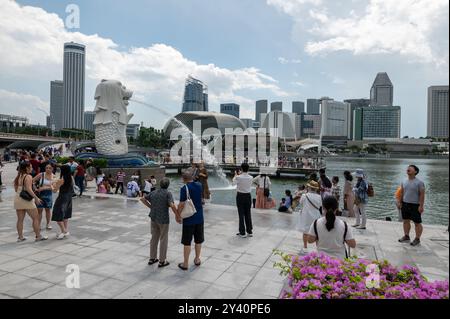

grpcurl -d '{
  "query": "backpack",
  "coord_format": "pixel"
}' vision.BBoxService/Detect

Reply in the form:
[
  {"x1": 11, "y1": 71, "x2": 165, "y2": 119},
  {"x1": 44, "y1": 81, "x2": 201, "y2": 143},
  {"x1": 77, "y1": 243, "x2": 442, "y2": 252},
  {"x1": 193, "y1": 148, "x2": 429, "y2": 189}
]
[
  {"x1": 367, "y1": 183, "x2": 374, "y2": 197},
  {"x1": 313, "y1": 219, "x2": 349, "y2": 258}
]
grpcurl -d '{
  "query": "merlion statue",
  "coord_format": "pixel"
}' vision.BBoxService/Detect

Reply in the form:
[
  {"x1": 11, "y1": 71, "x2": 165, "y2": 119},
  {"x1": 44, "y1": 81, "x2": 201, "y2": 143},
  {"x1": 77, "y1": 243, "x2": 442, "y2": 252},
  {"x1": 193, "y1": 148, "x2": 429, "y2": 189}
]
[{"x1": 93, "y1": 79, "x2": 133, "y2": 155}]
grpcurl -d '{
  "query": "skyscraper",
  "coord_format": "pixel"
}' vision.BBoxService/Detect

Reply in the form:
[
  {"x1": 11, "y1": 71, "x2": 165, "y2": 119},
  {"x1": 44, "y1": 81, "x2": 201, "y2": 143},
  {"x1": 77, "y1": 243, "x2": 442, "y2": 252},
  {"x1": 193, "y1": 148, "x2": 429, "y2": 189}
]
[
  {"x1": 83, "y1": 111, "x2": 96, "y2": 132},
  {"x1": 427, "y1": 85, "x2": 449, "y2": 139},
  {"x1": 271, "y1": 101, "x2": 282, "y2": 112},
  {"x1": 49, "y1": 80, "x2": 64, "y2": 131},
  {"x1": 321, "y1": 100, "x2": 351, "y2": 139},
  {"x1": 220, "y1": 103, "x2": 240, "y2": 118},
  {"x1": 63, "y1": 42, "x2": 85, "y2": 130},
  {"x1": 292, "y1": 101, "x2": 305, "y2": 115},
  {"x1": 181, "y1": 76, "x2": 208, "y2": 112},
  {"x1": 255, "y1": 100, "x2": 268, "y2": 123},
  {"x1": 306, "y1": 99, "x2": 320, "y2": 114},
  {"x1": 353, "y1": 106, "x2": 401, "y2": 140},
  {"x1": 344, "y1": 98, "x2": 370, "y2": 139},
  {"x1": 370, "y1": 72, "x2": 393, "y2": 106}
]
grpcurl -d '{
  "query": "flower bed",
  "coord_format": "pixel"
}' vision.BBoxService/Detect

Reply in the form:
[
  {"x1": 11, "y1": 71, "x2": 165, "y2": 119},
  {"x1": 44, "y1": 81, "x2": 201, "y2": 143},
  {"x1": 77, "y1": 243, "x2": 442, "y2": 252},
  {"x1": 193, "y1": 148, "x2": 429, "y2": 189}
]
[{"x1": 274, "y1": 251, "x2": 449, "y2": 299}]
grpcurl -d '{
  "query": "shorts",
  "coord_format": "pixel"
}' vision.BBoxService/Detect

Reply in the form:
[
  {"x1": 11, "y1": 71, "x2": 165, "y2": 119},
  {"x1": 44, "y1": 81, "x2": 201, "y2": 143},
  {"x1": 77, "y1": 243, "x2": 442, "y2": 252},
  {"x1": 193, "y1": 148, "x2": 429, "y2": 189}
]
[
  {"x1": 401, "y1": 202, "x2": 422, "y2": 224},
  {"x1": 181, "y1": 223, "x2": 204, "y2": 246}
]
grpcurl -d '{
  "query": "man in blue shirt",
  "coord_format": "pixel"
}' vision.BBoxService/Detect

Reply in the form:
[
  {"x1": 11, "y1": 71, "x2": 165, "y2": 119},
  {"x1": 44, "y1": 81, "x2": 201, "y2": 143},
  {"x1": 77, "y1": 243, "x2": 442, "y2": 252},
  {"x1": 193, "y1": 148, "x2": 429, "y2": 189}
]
[{"x1": 177, "y1": 168, "x2": 204, "y2": 271}]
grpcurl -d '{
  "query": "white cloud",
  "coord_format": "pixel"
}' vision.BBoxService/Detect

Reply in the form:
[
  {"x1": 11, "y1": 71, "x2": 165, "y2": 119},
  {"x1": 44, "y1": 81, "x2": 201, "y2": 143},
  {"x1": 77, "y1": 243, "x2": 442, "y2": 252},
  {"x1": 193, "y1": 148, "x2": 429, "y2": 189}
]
[
  {"x1": 0, "y1": 89, "x2": 49, "y2": 124},
  {"x1": 292, "y1": 81, "x2": 306, "y2": 87},
  {"x1": 0, "y1": 0, "x2": 288, "y2": 127},
  {"x1": 278, "y1": 57, "x2": 302, "y2": 64},
  {"x1": 268, "y1": 0, "x2": 449, "y2": 67}
]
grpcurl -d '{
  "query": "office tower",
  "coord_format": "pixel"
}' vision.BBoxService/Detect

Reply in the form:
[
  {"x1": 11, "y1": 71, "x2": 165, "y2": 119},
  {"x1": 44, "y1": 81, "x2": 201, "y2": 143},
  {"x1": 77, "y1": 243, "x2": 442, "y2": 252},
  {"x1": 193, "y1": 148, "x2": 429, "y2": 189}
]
[
  {"x1": 181, "y1": 76, "x2": 208, "y2": 112},
  {"x1": 220, "y1": 103, "x2": 240, "y2": 118},
  {"x1": 300, "y1": 114, "x2": 321, "y2": 138},
  {"x1": 427, "y1": 86, "x2": 449, "y2": 139},
  {"x1": 321, "y1": 100, "x2": 351, "y2": 139},
  {"x1": 255, "y1": 100, "x2": 268, "y2": 123},
  {"x1": 270, "y1": 101, "x2": 282, "y2": 112},
  {"x1": 63, "y1": 42, "x2": 85, "y2": 130},
  {"x1": 306, "y1": 99, "x2": 320, "y2": 114},
  {"x1": 292, "y1": 101, "x2": 305, "y2": 115},
  {"x1": 353, "y1": 106, "x2": 401, "y2": 140},
  {"x1": 370, "y1": 72, "x2": 393, "y2": 106},
  {"x1": 49, "y1": 80, "x2": 64, "y2": 131},
  {"x1": 344, "y1": 98, "x2": 370, "y2": 139},
  {"x1": 126, "y1": 124, "x2": 141, "y2": 139},
  {"x1": 83, "y1": 111, "x2": 96, "y2": 132}
]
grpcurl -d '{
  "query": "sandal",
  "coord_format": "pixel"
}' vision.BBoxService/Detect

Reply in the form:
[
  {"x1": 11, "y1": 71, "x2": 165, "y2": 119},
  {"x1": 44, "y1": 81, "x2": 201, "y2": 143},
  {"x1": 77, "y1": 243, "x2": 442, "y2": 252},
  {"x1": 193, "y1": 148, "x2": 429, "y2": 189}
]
[
  {"x1": 17, "y1": 237, "x2": 27, "y2": 242},
  {"x1": 158, "y1": 261, "x2": 170, "y2": 268},
  {"x1": 148, "y1": 258, "x2": 159, "y2": 265},
  {"x1": 178, "y1": 263, "x2": 188, "y2": 271},
  {"x1": 194, "y1": 259, "x2": 201, "y2": 266}
]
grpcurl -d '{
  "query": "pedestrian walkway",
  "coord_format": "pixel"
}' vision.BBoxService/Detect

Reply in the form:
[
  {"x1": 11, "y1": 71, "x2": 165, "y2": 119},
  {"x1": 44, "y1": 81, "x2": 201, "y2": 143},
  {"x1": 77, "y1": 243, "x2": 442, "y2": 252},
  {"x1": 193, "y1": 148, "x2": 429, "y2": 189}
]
[{"x1": 0, "y1": 162, "x2": 448, "y2": 299}]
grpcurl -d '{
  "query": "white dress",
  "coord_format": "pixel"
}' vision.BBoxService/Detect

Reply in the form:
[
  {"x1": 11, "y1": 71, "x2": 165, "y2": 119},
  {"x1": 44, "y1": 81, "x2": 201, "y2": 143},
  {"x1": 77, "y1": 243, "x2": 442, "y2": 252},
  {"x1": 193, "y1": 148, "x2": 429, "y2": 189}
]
[{"x1": 297, "y1": 193, "x2": 322, "y2": 233}]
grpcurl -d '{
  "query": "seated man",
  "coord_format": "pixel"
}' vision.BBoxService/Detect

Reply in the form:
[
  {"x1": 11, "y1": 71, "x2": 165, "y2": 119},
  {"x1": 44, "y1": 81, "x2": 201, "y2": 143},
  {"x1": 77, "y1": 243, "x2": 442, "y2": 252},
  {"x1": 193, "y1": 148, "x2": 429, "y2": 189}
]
[{"x1": 127, "y1": 177, "x2": 140, "y2": 198}]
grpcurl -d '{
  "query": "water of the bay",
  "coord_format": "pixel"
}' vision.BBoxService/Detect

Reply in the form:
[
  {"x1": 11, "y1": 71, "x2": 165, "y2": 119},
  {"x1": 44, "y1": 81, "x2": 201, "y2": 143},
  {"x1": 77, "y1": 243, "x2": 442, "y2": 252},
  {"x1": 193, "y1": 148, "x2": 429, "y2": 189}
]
[{"x1": 168, "y1": 157, "x2": 449, "y2": 226}]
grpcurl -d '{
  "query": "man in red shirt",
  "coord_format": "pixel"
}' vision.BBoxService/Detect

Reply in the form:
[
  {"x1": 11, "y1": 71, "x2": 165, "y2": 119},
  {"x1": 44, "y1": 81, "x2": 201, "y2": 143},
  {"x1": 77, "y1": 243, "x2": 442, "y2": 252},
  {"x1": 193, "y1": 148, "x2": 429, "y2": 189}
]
[{"x1": 29, "y1": 153, "x2": 41, "y2": 177}]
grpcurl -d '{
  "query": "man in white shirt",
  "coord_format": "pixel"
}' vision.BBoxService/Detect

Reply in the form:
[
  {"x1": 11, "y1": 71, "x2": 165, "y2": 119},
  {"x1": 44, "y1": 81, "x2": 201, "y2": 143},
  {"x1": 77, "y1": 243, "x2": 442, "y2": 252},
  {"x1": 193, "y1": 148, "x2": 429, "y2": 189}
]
[{"x1": 232, "y1": 163, "x2": 254, "y2": 238}]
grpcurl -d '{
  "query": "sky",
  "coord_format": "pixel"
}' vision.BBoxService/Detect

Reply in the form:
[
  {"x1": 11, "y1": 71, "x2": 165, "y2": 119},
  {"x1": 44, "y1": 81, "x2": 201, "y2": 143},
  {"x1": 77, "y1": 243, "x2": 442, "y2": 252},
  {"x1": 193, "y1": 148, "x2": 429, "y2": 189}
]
[{"x1": 0, "y1": 0, "x2": 448, "y2": 137}]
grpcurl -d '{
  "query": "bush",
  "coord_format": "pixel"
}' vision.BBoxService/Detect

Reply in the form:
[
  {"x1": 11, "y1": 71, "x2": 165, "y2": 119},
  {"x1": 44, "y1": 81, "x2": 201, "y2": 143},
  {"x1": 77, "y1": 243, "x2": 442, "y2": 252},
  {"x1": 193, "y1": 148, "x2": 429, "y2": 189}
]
[{"x1": 274, "y1": 251, "x2": 449, "y2": 299}]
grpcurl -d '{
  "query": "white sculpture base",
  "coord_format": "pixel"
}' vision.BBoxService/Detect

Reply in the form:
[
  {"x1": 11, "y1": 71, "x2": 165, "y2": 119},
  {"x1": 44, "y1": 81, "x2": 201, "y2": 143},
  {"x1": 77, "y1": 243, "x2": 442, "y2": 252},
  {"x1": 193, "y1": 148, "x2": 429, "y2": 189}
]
[{"x1": 95, "y1": 113, "x2": 128, "y2": 155}]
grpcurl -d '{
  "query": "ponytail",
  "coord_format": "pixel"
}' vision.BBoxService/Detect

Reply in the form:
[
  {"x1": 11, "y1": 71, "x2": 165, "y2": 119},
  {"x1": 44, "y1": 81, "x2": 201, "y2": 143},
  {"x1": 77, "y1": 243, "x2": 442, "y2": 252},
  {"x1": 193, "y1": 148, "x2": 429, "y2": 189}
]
[
  {"x1": 325, "y1": 208, "x2": 336, "y2": 231},
  {"x1": 322, "y1": 196, "x2": 338, "y2": 231}
]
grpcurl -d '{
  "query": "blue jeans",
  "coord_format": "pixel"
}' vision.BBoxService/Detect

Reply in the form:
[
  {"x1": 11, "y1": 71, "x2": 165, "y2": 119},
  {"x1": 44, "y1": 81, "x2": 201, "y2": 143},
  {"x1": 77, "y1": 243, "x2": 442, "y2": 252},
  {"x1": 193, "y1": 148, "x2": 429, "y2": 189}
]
[{"x1": 75, "y1": 176, "x2": 85, "y2": 195}]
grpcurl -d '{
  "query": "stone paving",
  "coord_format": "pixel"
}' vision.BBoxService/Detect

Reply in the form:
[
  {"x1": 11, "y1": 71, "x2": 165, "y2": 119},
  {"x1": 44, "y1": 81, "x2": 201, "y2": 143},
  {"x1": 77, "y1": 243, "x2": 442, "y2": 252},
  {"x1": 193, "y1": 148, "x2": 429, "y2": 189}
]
[{"x1": 0, "y1": 162, "x2": 448, "y2": 299}]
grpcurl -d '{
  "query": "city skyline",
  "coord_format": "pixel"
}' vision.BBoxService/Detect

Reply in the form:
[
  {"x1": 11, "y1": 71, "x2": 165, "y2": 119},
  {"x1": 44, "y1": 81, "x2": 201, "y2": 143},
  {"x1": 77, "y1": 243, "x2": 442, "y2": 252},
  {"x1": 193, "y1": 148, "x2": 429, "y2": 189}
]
[{"x1": 0, "y1": 0, "x2": 448, "y2": 137}]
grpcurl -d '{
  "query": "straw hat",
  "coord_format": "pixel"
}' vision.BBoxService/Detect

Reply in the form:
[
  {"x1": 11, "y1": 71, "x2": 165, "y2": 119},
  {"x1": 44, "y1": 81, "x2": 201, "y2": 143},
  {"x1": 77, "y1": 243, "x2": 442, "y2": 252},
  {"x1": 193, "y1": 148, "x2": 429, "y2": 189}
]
[{"x1": 306, "y1": 180, "x2": 320, "y2": 190}]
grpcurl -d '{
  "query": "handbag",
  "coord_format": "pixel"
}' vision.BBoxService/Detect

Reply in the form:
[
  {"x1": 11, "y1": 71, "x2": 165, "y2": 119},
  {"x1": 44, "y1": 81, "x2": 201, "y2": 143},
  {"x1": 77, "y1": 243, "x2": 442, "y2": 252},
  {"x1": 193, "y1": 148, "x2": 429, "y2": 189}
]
[
  {"x1": 19, "y1": 175, "x2": 34, "y2": 201},
  {"x1": 180, "y1": 185, "x2": 197, "y2": 219}
]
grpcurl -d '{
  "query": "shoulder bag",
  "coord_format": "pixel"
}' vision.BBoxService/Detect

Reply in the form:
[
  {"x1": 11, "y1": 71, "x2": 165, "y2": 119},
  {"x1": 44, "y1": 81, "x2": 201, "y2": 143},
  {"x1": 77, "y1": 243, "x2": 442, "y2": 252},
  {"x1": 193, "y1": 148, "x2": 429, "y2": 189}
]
[
  {"x1": 306, "y1": 194, "x2": 322, "y2": 215},
  {"x1": 19, "y1": 175, "x2": 34, "y2": 201},
  {"x1": 180, "y1": 184, "x2": 197, "y2": 219}
]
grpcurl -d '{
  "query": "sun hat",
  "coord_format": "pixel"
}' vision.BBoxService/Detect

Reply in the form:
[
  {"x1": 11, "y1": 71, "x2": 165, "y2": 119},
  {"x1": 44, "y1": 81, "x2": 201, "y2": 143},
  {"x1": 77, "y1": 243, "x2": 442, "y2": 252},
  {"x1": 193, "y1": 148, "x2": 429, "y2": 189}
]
[
  {"x1": 353, "y1": 168, "x2": 365, "y2": 178},
  {"x1": 306, "y1": 180, "x2": 320, "y2": 190}
]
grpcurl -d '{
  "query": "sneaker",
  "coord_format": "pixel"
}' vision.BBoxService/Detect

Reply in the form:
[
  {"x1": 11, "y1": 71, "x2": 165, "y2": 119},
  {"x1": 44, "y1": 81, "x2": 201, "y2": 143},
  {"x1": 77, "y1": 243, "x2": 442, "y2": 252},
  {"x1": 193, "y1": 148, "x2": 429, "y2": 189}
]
[
  {"x1": 247, "y1": 233, "x2": 253, "y2": 237},
  {"x1": 56, "y1": 233, "x2": 65, "y2": 240},
  {"x1": 236, "y1": 233, "x2": 247, "y2": 238},
  {"x1": 398, "y1": 235, "x2": 411, "y2": 243},
  {"x1": 46, "y1": 224, "x2": 52, "y2": 230},
  {"x1": 17, "y1": 237, "x2": 27, "y2": 242},
  {"x1": 356, "y1": 226, "x2": 366, "y2": 230},
  {"x1": 351, "y1": 224, "x2": 360, "y2": 228},
  {"x1": 63, "y1": 232, "x2": 70, "y2": 237},
  {"x1": 410, "y1": 238, "x2": 421, "y2": 246},
  {"x1": 35, "y1": 235, "x2": 48, "y2": 242}
]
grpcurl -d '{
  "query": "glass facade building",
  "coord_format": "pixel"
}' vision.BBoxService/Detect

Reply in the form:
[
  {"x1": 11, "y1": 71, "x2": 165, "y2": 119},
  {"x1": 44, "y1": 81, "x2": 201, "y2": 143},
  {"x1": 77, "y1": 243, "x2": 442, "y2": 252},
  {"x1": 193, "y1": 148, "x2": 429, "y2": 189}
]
[
  {"x1": 182, "y1": 76, "x2": 208, "y2": 112},
  {"x1": 353, "y1": 106, "x2": 401, "y2": 140},
  {"x1": 220, "y1": 103, "x2": 240, "y2": 118},
  {"x1": 370, "y1": 72, "x2": 393, "y2": 107},
  {"x1": 306, "y1": 99, "x2": 320, "y2": 114},
  {"x1": 427, "y1": 85, "x2": 449, "y2": 139},
  {"x1": 255, "y1": 100, "x2": 268, "y2": 123},
  {"x1": 49, "y1": 80, "x2": 64, "y2": 131}
]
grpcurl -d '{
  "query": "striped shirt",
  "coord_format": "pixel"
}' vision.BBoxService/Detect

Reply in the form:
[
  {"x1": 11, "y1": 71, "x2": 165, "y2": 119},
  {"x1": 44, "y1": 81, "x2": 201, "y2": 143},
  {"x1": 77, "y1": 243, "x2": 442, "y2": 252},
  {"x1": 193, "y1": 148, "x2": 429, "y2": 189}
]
[{"x1": 116, "y1": 172, "x2": 126, "y2": 183}]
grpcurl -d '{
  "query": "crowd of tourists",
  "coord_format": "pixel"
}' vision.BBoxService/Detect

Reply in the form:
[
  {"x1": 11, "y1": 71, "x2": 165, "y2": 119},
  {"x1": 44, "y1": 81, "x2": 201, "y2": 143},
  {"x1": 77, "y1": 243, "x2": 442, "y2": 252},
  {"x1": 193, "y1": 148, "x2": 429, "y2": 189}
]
[{"x1": 2, "y1": 147, "x2": 426, "y2": 269}]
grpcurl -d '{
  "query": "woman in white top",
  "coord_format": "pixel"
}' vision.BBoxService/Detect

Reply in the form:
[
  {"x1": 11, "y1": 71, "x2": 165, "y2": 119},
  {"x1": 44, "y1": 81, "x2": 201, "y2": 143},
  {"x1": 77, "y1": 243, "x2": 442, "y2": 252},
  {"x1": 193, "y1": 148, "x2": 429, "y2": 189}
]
[
  {"x1": 253, "y1": 174, "x2": 276, "y2": 209},
  {"x1": 297, "y1": 181, "x2": 322, "y2": 253},
  {"x1": 307, "y1": 196, "x2": 356, "y2": 259}
]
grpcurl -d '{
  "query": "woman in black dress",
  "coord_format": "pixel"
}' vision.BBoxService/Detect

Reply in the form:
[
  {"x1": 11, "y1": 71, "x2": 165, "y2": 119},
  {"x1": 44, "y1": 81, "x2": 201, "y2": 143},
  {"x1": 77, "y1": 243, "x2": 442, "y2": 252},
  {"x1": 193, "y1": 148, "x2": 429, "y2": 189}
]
[{"x1": 52, "y1": 165, "x2": 73, "y2": 240}]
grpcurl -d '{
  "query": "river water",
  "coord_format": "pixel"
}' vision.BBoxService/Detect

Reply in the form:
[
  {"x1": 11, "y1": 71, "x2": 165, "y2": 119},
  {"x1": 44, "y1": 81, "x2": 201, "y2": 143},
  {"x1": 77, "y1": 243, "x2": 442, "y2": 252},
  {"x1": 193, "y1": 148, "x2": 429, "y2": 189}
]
[{"x1": 168, "y1": 157, "x2": 449, "y2": 226}]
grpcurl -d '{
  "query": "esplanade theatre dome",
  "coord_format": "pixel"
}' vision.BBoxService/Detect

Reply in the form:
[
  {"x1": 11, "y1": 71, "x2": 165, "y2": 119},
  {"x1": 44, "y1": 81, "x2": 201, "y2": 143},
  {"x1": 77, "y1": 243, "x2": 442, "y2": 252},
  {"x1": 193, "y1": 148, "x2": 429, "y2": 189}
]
[{"x1": 163, "y1": 111, "x2": 246, "y2": 139}]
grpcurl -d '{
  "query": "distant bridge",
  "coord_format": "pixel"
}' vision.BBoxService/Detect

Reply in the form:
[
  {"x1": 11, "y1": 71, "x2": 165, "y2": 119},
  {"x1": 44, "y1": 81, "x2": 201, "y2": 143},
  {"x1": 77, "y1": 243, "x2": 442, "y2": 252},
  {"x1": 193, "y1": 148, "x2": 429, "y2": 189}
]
[{"x1": 0, "y1": 133, "x2": 67, "y2": 150}]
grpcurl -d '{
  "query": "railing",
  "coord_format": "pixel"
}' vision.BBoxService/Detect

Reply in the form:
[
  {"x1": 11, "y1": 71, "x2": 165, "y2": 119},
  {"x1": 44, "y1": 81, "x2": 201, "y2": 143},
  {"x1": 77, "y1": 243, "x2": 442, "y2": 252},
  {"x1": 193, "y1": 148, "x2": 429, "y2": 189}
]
[{"x1": 0, "y1": 132, "x2": 65, "y2": 141}]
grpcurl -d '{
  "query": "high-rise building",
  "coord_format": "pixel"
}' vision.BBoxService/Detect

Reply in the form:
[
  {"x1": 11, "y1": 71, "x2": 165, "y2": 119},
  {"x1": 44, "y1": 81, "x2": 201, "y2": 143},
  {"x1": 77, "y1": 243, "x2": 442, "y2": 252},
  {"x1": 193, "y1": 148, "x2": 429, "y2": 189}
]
[
  {"x1": 306, "y1": 99, "x2": 321, "y2": 114},
  {"x1": 181, "y1": 76, "x2": 208, "y2": 112},
  {"x1": 292, "y1": 101, "x2": 305, "y2": 115},
  {"x1": 321, "y1": 100, "x2": 352, "y2": 139},
  {"x1": 255, "y1": 100, "x2": 268, "y2": 123},
  {"x1": 83, "y1": 111, "x2": 96, "y2": 132},
  {"x1": 344, "y1": 98, "x2": 370, "y2": 139},
  {"x1": 427, "y1": 85, "x2": 449, "y2": 139},
  {"x1": 270, "y1": 101, "x2": 282, "y2": 112},
  {"x1": 353, "y1": 106, "x2": 401, "y2": 140},
  {"x1": 220, "y1": 103, "x2": 240, "y2": 118},
  {"x1": 370, "y1": 72, "x2": 393, "y2": 106},
  {"x1": 63, "y1": 42, "x2": 85, "y2": 130},
  {"x1": 300, "y1": 114, "x2": 321, "y2": 138},
  {"x1": 49, "y1": 80, "x2": 64, "y2": 131},
  {"x1": 126, "y1": 124, "x2": 141, "y2": 139}
]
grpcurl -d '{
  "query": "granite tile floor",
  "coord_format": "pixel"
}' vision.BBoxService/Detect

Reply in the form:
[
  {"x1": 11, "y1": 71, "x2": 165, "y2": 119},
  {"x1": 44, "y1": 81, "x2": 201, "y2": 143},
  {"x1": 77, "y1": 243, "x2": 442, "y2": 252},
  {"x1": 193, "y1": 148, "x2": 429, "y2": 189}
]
[{"x1": 0, "y1": 163, "x2": 448, "y2": 299}]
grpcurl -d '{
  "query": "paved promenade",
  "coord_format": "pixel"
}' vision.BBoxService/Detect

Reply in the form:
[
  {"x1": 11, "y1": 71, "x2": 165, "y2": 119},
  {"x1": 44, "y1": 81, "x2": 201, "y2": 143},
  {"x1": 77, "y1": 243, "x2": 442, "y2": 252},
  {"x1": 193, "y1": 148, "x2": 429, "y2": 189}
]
[{"x1": 0, "y1": 163, "x2": 448, "y2": 299}]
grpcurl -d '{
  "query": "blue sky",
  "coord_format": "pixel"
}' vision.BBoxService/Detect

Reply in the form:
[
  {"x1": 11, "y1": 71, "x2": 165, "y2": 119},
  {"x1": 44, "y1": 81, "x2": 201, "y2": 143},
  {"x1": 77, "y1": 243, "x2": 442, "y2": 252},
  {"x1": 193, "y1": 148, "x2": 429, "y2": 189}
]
[{"x1": 0, "y1": 0, "x2": 448, "y2": 137}]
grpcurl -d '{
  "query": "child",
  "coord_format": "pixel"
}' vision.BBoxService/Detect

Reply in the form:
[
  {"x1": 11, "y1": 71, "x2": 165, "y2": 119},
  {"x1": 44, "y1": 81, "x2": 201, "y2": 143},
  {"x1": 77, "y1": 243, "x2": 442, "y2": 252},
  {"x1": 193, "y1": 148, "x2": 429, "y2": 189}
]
[
  {"x1": 395, "y1": 186, "x2": 403, "y2": 221},
  {"x1": 331, "y1": 176, "x2": 341, "y2": 203}
]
